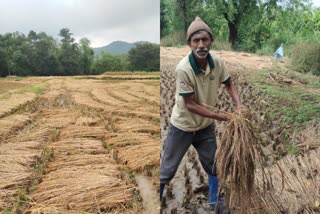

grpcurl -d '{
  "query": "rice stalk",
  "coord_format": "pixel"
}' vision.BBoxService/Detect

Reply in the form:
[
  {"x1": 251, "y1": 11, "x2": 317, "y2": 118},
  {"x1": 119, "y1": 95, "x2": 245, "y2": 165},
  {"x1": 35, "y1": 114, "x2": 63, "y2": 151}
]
[
  {"x1": 59, "y1": 125, "x2": 105, "y2": 140},
  {"x1": 203, "y1": 103, "x2": 267, "y2": 213},
  {"x1": 117, "y1": 142, "x2": 159, "y2": 172},
  {"x1": 216, "y1": 110, "x2": 257, "y2": 213}
]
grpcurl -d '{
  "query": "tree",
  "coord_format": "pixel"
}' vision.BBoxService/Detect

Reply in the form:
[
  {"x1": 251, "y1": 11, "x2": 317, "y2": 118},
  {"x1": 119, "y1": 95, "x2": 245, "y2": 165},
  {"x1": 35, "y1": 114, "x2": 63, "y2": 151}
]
[
  {"x1": 0, "y1": 47, "x2": 8, "y2": 77},
  {"x1": 79, "y1": 38, "x2": 94, "y2": 75},
  {"x1": 58, "y1": 28, "x2": 81, "y2": 75},
  {"x1": 128, "y1": 43, "x2": 160, "y2": 71},
  {"x1": 177, "y1": 0, "x2": 189, "y2": 35},
  {"x1": 206, "y1": 0, "x2": 259, "y2": 49},
  {"x1": 92, "y1": 53, "x2": 129, "y2": 74},
  {"x1": 30, "y1": 32, "x2": 61, "y2": 76}
]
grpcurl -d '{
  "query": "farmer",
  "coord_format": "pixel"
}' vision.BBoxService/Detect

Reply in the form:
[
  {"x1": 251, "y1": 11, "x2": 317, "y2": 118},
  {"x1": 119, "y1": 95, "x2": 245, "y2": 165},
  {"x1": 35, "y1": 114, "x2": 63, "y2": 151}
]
[{"x1": 160, "y1": 17, "x2": 245, "y2": 211}]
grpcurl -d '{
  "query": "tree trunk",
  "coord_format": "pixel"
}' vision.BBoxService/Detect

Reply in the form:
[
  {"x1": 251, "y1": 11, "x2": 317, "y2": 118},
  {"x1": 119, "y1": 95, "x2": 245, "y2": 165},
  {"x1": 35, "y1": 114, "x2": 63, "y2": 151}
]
[
  {"x1": 178, "y1": 0, "x2": 188, "y2": 35},
  {"x1": 228, "y1": 21, "x2": 238, "y2": 49}
]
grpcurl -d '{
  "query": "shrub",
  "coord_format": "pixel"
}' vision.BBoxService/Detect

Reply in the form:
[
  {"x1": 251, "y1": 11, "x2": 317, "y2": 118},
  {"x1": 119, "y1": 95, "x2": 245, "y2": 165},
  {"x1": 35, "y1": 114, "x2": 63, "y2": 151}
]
[
  {"x1": 160, "y1": 31, "x2": 185, "y2": 47},
  {"x1": 212, "y1": 39, "x2": 232, "y2": 51},
  {"x1": 290, "y1": 42, "x2": 320, "y2": 76}
]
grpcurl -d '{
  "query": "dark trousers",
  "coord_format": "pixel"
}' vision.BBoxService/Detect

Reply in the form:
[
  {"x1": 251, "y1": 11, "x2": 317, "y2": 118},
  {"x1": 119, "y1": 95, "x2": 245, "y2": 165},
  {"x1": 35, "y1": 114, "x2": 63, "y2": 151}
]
[{"x1": 160, "y1": 124, "x2": 217, "y2": 184}]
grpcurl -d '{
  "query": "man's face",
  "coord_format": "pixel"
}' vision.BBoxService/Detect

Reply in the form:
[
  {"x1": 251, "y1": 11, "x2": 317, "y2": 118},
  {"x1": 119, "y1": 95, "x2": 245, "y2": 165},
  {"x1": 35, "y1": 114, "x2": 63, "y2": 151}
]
[{"x1": 188, "y1": 31, "x2": 213, "y2": 59}]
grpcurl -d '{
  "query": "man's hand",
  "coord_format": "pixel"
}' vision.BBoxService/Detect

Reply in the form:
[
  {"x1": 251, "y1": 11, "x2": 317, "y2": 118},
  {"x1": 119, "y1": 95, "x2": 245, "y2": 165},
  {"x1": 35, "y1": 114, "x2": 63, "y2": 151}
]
[
  {"x1": 214, "y1": 113, "x2": 230, "y2": 121},
  {"x1": 235, "y1": 104, "x2": 248, "y2": 114}
]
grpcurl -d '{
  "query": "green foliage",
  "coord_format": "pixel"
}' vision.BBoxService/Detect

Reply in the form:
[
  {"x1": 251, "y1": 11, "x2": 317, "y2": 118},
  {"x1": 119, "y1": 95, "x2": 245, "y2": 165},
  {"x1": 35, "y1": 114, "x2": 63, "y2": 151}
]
[
  {"x1": 289, "y1": 42, "x2": 320, "y2": 75},
  {"x1": 92, "y1": 53, "x2": 129, "y2": 74},
  {"x1": 160, "y1": 0, "x2": 320, "y2": 60},
  {"x1": 212, "y1": 38, "x2": 232, "y2": 51},
  {"x1": 19, "y1": 84, "x2": 48, "y2": 95},
  {"x1": 93, "y1": 41, "x2": 138, "y2": 56},
  {"x1": 58, "y1": 28, "x2": 82, "y2": 75},
  {"x1": 79, "y1": 38, "x2": 94, "y2": 75},
  {"x1": 282, "y1": 103, "x2": 320, "y2": 124},
  {"x1": 0, "y1": 83, "x2": 48, "y2": 100},
  {"x1": 160, "y1": 31, "x2": 185, "y2": 47},
  {"x1": 253, "y1": 66, "x2": 320, "y2": 127},
  {"x1": 128, "y1": 43, "x2": 160, "y2": 71},
  {"x1": 0, "y1": 47, "x2": 9, "y2": 77},
  {"x1": 286, "y1": 143, "x2": 301, "y2": 156},
  {"x1": 0, "y1": 29, "x2": 95, "y2": 77}
]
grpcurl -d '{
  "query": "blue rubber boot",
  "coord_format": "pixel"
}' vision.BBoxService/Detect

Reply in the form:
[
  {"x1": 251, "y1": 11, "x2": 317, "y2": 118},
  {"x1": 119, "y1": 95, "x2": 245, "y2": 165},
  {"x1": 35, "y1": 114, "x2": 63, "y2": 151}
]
[
  {"x1": 209, "y1": 175, "x2": 219, "y2": 206},
  {"x1": 160, "y1": 183, "x2": 165, "y2": 201}
]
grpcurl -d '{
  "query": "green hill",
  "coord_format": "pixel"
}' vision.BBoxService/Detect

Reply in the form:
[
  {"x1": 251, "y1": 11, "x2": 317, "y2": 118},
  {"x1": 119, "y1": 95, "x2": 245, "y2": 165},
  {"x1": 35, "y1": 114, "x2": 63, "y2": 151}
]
[{"x1": 92, "y1": 41, "x2": 144, "y2": 56}]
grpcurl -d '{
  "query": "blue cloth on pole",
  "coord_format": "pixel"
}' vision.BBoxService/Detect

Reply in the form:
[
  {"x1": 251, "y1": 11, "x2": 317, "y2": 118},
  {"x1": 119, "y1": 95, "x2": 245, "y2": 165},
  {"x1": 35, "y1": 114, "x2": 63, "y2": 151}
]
[{"x1": 274, "y1": 43, "x2": 284, "y2": 60}]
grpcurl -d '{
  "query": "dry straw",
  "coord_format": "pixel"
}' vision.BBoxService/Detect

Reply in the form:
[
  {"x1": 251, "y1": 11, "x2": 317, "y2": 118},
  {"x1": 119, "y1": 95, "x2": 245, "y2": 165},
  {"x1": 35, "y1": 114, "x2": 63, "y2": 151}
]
[
  {"x1": 117, "y1": 142, "x2": 159, "y2": 171},
  {"x1": 28, "y1": 135, "x2": 132, "y2": 212},
  {"x1": 0, "y1": 113, "x2": 33, "y2": 140},
  {"x1": 0, "y1": 141, "x2": 42, "y2": 209},
  {"x1": 108, "y1": 132, "x2": 159, "y2": 171},
  {"x1": 60, "y1": 125, "x2": 105, "y2": 140},
  {"x1": 39, "y1": 109, "x2": 79, "y2": 128},
  {"x1": 114, "y1": 117, "x2": 159, "y2": 135},
  {"x1": 28, "y1": 162, "x2": 133, "y2": 212},
  {"x1": 254, "y1": 147, "x2": 320, "y2": 213},
  {"x1": 203, "y1": 103, "x2": 266, "y2": 213},
  {"x1": 0, "y1": 92, "x2": 36, "y2": 117}
]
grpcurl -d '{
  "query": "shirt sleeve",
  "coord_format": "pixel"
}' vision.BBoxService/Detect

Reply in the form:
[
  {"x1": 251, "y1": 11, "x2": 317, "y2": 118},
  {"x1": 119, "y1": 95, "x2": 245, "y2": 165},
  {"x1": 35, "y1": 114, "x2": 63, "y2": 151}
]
[
  {"x1": 176, "y1": 69, "x2": 194, "y2": 96},
  {"x1": 219, "y1": 60, "x2": 230, "y2": 83}
]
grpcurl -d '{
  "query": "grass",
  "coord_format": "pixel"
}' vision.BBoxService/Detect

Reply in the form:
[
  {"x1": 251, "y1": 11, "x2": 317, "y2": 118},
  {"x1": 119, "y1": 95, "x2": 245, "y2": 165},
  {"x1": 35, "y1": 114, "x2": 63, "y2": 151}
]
[
  {"x1": 2, "y1": 189, "x2": 32, "y2": 214},
  {"x1": 252, "y1": 66, "x2": 320, "y2": 128},
  {"x1": 0, "y1": 83, "x2": 48, "y2": 100},
  {"x1": 160, "y1": 31, "x2": 185, "y2": 47},
  {"x1": 289, "y1": 42, "x2": 320, "y2": 76},
  {"x1": 0, "y1": 81, "x2": 29, "y2": 94},
  {"x1": 212, "y1": 39, "x2": 232, "y2": 51},
  {"x1": 286, "y1": 143, "x2": 301, "y2": 156},
  {"x1": 18, "y1": 83, "x2": 48, "y2": 95},
  {"x1": 282, "y1": 104, "x2": 320, "y2": 124}
]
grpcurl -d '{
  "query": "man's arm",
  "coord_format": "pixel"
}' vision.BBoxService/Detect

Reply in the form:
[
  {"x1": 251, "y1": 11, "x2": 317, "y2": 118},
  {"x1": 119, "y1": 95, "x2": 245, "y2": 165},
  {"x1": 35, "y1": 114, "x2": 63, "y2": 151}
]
[
  {"x1": 183, "y1": 95, "x2": 229, "y2": 121},
  {"x1": 223, "y1": 77, "x2": 245, "y2": 111}
]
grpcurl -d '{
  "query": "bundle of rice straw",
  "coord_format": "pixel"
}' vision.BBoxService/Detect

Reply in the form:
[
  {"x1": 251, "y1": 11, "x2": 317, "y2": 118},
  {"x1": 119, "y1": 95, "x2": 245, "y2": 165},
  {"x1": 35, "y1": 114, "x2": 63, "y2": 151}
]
[
  {"x1": 203, "y1": 103, "x2": 263, "y2": 214},
  {"x1": 217, "y1": 109, "x2": 256, "y2": 213}
]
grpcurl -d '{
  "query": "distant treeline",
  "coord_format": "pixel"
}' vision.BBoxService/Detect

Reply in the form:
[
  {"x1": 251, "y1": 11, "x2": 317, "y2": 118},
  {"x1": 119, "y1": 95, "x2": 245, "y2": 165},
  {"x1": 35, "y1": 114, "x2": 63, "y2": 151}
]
[
  {"x1": 0, "y1": 28, "x2": 159, "y2": 77},
  {"x1": 161, "y1": 0, "x2": 320, "y2": 75},
  {"x1": 93, "y1": 42, "x2": 160, "y2": 74}
]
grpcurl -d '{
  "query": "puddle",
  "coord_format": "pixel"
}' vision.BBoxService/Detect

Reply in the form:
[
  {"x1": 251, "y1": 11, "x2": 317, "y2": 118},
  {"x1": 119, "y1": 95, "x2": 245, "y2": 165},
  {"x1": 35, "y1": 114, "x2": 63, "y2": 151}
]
[{"x1": 135, "y1": 174, "x2": 159, "y2": 214}]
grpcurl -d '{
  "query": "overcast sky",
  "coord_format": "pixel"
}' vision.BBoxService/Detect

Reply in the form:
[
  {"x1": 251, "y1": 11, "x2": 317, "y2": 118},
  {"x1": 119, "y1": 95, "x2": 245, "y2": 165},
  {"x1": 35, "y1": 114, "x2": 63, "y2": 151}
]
[
  {"x1": 313, "y1": 0, "x2": 320, "y2": 7},
  {"x1": 0, "y1": 0, "x2": 160, "y2": 47},
  {"x1": 0, "y1": 0, "x2": 318, "y2": 48}
]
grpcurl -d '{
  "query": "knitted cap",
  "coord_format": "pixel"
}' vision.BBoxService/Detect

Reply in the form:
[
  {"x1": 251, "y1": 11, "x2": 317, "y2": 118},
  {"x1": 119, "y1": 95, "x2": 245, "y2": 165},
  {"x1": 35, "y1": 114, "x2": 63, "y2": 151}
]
[{"x1": 186, "y1": 17, "x2": 213, "y2": 41}]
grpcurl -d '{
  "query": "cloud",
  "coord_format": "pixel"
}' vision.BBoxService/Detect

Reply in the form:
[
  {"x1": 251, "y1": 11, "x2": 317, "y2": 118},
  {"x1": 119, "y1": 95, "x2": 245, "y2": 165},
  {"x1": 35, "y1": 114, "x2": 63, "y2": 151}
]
[{"x1": 0, "y1": 0, "x2": 160, "y2": 47}]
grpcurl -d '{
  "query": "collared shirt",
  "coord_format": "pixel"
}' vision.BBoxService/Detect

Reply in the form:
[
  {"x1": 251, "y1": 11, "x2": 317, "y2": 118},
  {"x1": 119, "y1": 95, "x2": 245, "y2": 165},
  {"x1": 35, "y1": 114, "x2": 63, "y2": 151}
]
[{"x1": 170, "y1": 52, "x2": 230, "y2": 132}]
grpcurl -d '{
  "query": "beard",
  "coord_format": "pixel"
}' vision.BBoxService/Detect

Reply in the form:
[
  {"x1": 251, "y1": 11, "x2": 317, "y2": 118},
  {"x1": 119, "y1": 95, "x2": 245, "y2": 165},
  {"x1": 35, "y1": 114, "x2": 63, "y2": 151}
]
[{"x1": 193, "y1": 48, "x2": 209, "y2": 59}]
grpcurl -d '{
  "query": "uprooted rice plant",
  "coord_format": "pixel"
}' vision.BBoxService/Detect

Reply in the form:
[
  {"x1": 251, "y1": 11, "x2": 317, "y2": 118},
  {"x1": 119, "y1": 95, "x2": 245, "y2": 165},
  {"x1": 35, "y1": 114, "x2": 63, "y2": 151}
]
[
  {"x1": 0, "y1": 72, "x2": 159, "y2": 213},
  {"x1": 214, "y1": 109, "x2": 268, "y2": 213}
]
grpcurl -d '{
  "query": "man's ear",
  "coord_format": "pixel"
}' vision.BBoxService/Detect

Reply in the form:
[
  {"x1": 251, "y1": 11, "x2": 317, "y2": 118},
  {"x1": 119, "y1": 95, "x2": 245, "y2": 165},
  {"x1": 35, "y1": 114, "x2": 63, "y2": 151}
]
[{"x1": 187, "y1": 41, "x2": 191, "y2": 48}]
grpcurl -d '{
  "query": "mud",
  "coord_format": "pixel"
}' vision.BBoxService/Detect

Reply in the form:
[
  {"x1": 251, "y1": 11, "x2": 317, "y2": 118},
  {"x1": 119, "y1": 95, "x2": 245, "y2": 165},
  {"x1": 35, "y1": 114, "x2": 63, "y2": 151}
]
[{"x1": 135, "y1": 174, "x2": 159, "y2": 214}]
